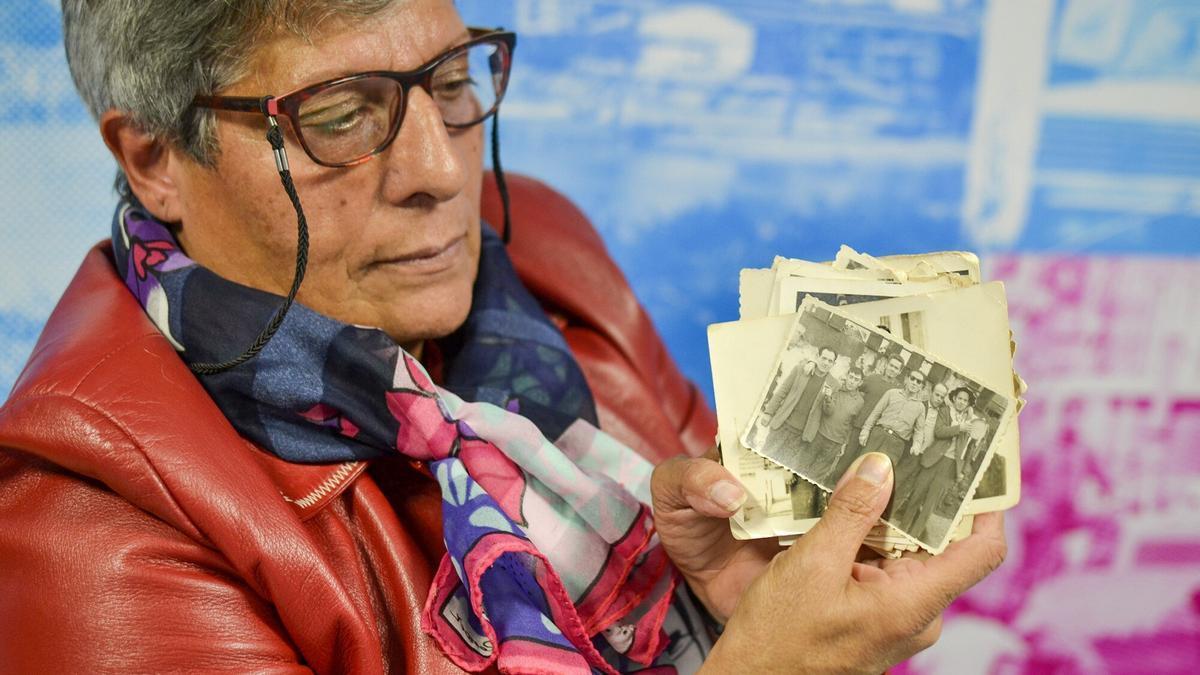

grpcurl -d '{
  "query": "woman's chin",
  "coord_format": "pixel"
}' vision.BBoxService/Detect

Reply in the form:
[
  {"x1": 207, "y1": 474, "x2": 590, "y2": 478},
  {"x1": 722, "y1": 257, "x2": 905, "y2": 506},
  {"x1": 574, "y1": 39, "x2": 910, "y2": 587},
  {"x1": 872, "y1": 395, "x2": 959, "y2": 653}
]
[{"x1": 379, "y1": 292, "x2": 474, "y2": 349}]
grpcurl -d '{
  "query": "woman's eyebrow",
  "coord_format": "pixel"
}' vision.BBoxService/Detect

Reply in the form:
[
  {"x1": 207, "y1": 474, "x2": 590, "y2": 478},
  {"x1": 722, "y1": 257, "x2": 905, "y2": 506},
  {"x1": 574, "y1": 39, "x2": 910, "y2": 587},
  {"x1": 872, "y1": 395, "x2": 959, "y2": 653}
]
[
  {"x1": 421, "y1": 29, "x2": 474, "y2": 66},
  {"x1": 289, "y1": 29, "x2": 476, "y2": 88}
]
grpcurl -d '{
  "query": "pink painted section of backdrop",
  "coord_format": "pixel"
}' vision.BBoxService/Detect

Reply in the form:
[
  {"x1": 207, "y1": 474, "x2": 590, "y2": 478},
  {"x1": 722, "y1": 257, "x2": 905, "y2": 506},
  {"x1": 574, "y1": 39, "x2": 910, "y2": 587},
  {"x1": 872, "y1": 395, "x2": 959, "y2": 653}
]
[{"x1": 902, "y1": 254, "x2": 1200, "y2": 674}]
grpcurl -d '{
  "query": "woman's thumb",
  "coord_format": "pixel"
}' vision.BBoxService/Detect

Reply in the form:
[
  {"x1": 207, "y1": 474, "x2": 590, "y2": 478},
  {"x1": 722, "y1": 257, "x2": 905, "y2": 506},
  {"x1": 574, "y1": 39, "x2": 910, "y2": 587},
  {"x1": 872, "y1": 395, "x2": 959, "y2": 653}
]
[{"x1": 787, "y1": 453, "x2": 894, "y2": 575}]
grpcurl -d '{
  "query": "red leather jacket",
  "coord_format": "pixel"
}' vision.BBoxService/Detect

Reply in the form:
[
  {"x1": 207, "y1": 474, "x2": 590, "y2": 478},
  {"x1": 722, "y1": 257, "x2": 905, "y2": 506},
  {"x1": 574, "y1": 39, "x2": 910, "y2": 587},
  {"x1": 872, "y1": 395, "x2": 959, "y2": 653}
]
[{"x1": 0, "y1": 176, "x2": 716, "y2": 673}]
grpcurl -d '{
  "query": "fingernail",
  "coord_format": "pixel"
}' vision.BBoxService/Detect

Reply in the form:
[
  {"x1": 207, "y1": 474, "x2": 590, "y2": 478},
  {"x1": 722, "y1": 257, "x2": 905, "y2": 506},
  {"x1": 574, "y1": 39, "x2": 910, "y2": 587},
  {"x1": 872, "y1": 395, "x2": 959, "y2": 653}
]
[
  {"x1": 856, "y1": 452, "x2": 893, "y2": 486},
  {"x1": 709, "y1": 480, "x2": 746, "y2": 512}
]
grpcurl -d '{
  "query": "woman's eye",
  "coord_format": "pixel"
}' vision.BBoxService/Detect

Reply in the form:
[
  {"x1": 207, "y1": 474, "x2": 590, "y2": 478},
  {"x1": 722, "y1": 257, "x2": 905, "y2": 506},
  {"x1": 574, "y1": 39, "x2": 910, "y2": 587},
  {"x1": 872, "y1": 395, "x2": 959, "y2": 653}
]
[
  {"x1": 433, "y1": 75, "x2": 475, "y2": 101},
  {"x1": 304, "y1": 107, "x2": 366, "y2": 136}
]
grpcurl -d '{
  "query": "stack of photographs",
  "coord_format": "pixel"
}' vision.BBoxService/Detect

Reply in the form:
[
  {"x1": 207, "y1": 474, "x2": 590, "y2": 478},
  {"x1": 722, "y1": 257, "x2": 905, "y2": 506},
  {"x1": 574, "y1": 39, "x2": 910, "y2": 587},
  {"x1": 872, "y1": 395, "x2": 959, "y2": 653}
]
[{"x1": 709, "y1": 246, "x2": 1025, "y2": 556}]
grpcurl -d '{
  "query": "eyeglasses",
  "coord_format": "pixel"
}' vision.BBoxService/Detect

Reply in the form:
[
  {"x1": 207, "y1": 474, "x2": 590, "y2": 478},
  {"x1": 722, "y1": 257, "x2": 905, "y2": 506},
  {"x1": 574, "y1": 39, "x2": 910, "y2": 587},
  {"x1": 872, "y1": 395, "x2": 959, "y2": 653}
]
[
  {"x1": 192, "y1": 28, "x2": 515, "y2": 168},
  {"x1": 908, "y1": 375, "x2": 925, "y2": 383}
]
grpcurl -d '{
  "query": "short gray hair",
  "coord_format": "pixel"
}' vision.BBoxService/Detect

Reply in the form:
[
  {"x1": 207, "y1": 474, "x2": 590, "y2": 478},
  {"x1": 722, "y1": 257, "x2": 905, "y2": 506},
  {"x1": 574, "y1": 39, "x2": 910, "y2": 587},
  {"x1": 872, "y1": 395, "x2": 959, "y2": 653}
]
[{"x1": 62, "y1": 0, "x2": 393, "y2": 170}]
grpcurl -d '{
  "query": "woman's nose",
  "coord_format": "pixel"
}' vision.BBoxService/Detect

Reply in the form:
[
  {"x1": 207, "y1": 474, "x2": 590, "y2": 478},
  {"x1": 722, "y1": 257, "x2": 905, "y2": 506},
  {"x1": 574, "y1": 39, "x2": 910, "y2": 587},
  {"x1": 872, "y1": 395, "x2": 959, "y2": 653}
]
[{"x1": 379, "y1": 87, "x2": 470, "y2": 206}]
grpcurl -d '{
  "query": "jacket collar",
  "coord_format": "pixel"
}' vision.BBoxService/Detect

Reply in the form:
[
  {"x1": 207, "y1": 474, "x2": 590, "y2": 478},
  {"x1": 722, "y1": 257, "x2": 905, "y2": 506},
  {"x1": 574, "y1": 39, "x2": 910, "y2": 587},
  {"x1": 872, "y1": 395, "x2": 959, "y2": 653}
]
[{"x1": 0, "y1": 244, "x2": 363, "y2": 523}]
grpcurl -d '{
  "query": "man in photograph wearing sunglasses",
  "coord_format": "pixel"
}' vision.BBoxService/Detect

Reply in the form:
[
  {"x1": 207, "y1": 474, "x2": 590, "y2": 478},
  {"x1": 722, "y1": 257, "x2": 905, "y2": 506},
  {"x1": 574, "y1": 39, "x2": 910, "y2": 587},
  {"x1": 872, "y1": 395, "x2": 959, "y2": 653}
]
[{"x1": 858, "y1": 368, "x2": 930, "y2": 469}]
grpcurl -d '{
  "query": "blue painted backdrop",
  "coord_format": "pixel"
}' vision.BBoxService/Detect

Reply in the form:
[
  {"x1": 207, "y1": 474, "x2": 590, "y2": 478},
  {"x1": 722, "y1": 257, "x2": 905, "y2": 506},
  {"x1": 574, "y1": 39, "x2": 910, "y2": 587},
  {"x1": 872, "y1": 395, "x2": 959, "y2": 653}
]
[{"x1": 2, "y1": 0, "x2": 1198, "y2": 397}]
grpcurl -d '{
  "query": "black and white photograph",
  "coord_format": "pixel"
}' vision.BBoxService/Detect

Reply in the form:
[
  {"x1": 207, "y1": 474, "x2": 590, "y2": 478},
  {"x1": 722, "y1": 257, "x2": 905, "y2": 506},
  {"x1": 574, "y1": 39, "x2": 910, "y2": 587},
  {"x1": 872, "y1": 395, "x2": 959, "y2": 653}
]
[
  {"x1": 791, "y1": 291, "x2": 891, "y2": 315},
  {"x1": 834, "y1": 283, "x2": 1021, "y2": 515},
  {"x1": 730, "y1": 440, "x2": 825, "y2": 534},
  {"x1": 740, "y1": 298, "x2": 1016, "y2": 554},
  {"x1": 775, "y1": 275, "x2": 956, "y2": 317},
  {"x1": 775, "y1": 276, "x2": 940, "y2": 354}
]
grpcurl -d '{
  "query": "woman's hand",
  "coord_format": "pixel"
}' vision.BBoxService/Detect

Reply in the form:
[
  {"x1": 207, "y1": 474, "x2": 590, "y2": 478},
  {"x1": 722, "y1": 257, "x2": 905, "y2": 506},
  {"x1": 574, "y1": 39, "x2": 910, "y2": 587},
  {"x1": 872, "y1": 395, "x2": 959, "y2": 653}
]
[
  {"x1": 650, "y1": 446, "x2": 781, "y2": 623},
  {"x1": 696, "y1": 453, "x2": 1007, "y2": 673}
]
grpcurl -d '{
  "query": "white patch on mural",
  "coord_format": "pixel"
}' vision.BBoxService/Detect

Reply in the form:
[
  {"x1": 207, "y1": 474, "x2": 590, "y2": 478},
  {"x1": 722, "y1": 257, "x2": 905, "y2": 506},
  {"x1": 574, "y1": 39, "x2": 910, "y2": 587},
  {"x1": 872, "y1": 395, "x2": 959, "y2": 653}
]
[
  {"x1": 1037, "y1": 170, "x2": 1200, "y2": 215},
  {"x1": 960, "y1": 0, "x2": 1054, "y2": 248},
  {"x1": 889, "y1": 0, "x2": 946, "y2": 14},
  {"x1": 678, "y1": 133, "x2": 967, "y2": 165},
  {"x1": 1041, "y1": 82, "x2": 1200, "y2": 123},
  {"x1": 513, "y1": 0, "x2": 585, "y2": 36},
  {"x1": 610, "y1": 154, "x2": 735, "y2": 244},
  {"x1": 634, "y1": 5, "x2": 754, "y2": 83}
]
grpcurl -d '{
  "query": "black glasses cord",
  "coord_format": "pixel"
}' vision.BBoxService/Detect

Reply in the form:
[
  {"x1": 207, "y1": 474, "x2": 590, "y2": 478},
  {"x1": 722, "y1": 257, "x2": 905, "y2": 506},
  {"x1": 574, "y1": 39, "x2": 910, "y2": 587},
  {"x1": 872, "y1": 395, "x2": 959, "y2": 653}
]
[
  {"x1": 189, "y1": 116, "x2": 309, "y2": 376},
  {"x1": 491, "y1": 112, "x2": 512, "y2": 245},
  {"x1": 189, "y1": 112, "x2": 512, "y2": 376}
]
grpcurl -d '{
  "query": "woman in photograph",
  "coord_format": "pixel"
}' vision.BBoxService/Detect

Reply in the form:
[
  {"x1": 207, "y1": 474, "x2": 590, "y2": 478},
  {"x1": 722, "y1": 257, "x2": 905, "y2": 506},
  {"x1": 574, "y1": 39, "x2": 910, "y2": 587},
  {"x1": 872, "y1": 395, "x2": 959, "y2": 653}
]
[{"x1": 0, "y1": 1, "x2": 1006, "y2": 672}]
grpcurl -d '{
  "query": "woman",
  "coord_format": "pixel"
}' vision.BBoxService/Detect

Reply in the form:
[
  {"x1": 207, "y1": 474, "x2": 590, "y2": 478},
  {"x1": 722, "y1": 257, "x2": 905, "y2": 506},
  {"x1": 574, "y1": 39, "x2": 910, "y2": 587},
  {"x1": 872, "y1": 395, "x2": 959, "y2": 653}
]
[{"x1": 0, "y1": 1, "x2": 1006, "y2": 672}]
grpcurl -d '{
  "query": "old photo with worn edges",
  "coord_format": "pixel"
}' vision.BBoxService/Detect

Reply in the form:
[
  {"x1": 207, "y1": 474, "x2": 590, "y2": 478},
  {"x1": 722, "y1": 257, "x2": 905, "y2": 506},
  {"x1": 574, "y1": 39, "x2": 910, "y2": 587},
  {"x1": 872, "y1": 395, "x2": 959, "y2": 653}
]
[
  {"x1": 743, "y1": 251, "x2": 1021, "y2": 515},
  {"x1": 710, "y1": 314, "x2": 945, "y2": 554},
  {"x1": 836, "y1": 284, "x2": 1022, "y2": 514},
  {"x1": 740, "y1": 297, "x2": 1017, "y2": 554}
]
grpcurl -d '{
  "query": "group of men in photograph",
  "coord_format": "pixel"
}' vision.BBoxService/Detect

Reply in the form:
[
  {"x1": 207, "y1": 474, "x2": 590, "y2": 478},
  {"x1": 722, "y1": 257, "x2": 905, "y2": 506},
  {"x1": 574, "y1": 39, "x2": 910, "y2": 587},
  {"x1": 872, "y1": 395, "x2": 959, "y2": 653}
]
[{"x1": 756, "y1": 337, "x2": 985, "y2": 538}]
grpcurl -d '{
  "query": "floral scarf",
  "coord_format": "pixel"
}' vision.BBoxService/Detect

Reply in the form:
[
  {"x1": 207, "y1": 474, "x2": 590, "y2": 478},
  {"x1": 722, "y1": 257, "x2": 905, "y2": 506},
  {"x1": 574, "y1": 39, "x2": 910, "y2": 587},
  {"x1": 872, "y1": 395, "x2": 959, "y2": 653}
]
[{"x1": 112, "y1": 203, "x2": 693, "y2": 673}]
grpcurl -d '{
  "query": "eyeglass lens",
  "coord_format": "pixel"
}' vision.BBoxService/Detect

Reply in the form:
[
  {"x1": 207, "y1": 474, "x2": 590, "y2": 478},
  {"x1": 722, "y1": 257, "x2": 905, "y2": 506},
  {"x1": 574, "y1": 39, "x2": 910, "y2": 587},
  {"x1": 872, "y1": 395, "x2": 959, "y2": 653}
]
[{"x1": 295, "y1": 41, "x2": 506, "y2": 165}]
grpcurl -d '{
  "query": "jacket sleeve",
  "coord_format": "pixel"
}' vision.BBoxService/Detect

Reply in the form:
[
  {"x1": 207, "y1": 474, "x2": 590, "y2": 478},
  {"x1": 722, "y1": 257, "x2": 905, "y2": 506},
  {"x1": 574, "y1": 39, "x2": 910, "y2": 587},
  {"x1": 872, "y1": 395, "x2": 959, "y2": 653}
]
[
  {"x1": 762, "y1": 368, "x2": 798, "y2": 417},
  {"x1": 933, "y1": 408, "x2": 960, "y2": 439},
  {"x1": 910, "y1": 406, "x2": 927, "y2": 453},
  {"x1": 915, "y1": 407, "x2": 931, "y2": 451},
  {"x1": 0, "y1": 454, "x2": 312, "y2": 674}
]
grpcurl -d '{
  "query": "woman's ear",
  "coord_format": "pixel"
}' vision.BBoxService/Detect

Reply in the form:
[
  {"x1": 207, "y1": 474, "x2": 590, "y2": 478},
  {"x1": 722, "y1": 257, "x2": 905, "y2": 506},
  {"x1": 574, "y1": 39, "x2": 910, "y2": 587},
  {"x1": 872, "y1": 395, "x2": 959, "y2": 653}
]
[{"x1": 99, "y1": 110, "x2": 181, "y2": 222}]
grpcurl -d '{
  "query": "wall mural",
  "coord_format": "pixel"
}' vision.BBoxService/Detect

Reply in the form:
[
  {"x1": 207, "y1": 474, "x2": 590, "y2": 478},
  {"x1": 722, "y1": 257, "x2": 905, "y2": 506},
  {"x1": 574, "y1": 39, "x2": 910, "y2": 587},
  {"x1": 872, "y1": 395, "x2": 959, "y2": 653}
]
[{"x1": 2, "y1": 1, "x2": 1197, "y2": 671}]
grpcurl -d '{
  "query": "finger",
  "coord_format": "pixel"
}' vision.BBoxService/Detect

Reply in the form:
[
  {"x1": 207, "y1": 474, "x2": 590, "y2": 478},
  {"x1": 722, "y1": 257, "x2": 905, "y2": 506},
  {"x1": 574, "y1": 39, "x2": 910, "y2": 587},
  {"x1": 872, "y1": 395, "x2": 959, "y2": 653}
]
[
  {"x1": 889, "y1": 511, "x2": 1007, "y2": 619},
  {"x1": 872, "y1": 556, "x2": 934, "y2": 590},
  {"x1": 851, "y1": 561, "x2": 889, "y2": 583},
  {"x1": 789, "y1": 452, "x2": 893, "y2": 579},
  {"x1": 922, "y1": 511, "x2": 1006, "y2": 592},
  {"x1": 651, "y1": 455, "x2": 747, "y2": 518},
  {"x1": 969, "y1": 510, "x2": 1005, "y2": 538}
]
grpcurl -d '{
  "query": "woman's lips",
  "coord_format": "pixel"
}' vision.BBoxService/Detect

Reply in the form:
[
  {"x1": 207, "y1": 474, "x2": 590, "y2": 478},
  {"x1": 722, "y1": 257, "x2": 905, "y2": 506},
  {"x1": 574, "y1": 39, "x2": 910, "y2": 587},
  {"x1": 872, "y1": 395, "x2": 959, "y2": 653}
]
[{"x1": 372, "y1": 234, "x2": 466, "y2": 276}]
